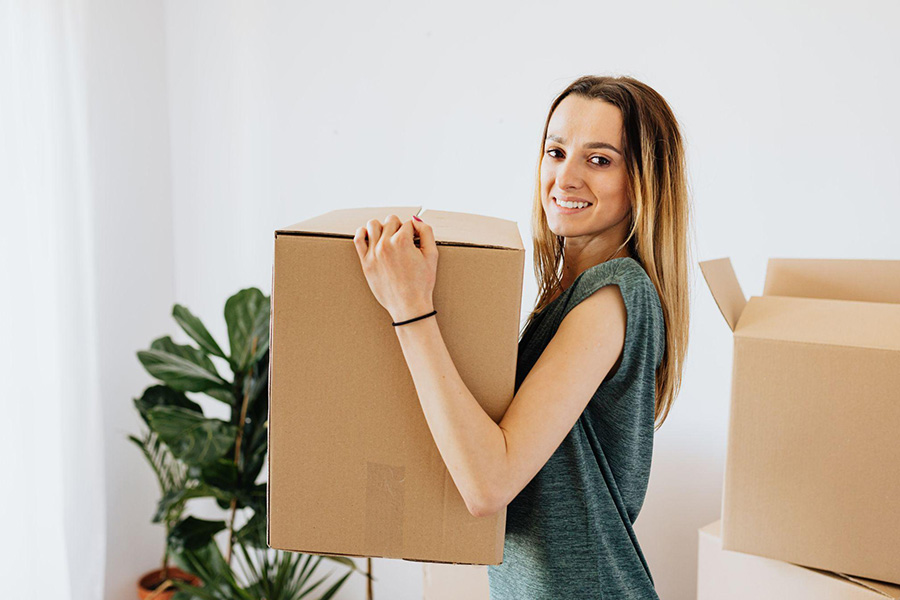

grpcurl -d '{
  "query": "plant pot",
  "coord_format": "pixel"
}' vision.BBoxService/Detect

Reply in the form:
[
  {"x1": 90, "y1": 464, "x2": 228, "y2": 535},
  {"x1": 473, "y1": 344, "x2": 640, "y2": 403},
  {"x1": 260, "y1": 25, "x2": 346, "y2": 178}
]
[{"x1": 137, "y1": 567, "x2": 201, "y2": 600}]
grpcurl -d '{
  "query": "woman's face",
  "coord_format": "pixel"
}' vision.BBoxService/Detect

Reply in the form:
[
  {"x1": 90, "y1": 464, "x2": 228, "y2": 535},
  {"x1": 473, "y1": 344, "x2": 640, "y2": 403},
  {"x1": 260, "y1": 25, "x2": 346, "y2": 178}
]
[{"x1": 541, "y1": 95, "x2": 632, "y2": 245}]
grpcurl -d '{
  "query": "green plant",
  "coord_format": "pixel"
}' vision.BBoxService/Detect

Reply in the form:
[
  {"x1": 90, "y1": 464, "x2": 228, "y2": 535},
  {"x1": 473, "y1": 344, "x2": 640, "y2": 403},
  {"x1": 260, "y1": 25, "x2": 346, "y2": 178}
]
[
  {"x1": 127, "y1": 427, "x2": 189, "y2": 584},
  {"x1": 130, "y1": 287, "x2": 372, "y2": 599}
]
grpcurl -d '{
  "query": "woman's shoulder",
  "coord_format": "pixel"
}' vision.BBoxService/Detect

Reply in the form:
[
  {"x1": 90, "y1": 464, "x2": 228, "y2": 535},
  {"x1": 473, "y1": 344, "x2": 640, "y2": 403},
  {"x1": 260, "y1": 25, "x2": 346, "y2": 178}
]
[
  {"x1": 579, "y1": 257, "x2": 656, "y2": 297},
  {"x1": 577, "y1": 257, "x2": 664, "y2": 331}
]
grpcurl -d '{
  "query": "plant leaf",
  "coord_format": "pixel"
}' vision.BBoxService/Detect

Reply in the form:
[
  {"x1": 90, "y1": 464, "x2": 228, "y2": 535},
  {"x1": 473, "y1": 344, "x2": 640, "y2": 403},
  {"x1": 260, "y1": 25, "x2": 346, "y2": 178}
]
[
  {"x1": 241, "y1": 431, "x2": 267, "y2": 488},
  {"x1": 203, "y1": 387, "x2": 236, "y2": 405},
  {"x1": 234, "y1": 509, "x2": 266, "y2": 548},
  {"x1": 173, "y1": 539, "x2": 228, "y2": 583},
  {"x1": 137, "y1": 336, "x2": 230, "y2": 393},
  {"x1": 187, "y1": 459, "x2": 239, "y2": 492},
  {"x1": 173, "y1": 304, "x2": 227, "y2": 359},
  {"x1": 134, "y1": 385, "x2": 202, "y2": 426},
  {"x1": 153, "y1": 484, "x2": 232, "y2": 524},
  {"x1": 294, "y1": 569, "x2": 329, "y2": 599},
  {"x1": 169, "y1": 517, "x2": 226, "y2": 553},
  {"x1": 151, "y1": 336, "x2": 222, "y2": 375},
  {"x1": 233, "y1": 482, "x2": 266, "y2": 510},
  {"x1": 129, "y1": 430, "x2": 189, "y2": 505},
  {"x1": 239, "y1": 353, "x2": 269, "y2": 484},
  {"x1": 224, "y1": 288, "x2": 270, "y2": 372},
  {"x1": 317, "y1": 570, "x2": 353, "y2": 600},
  {"x1": 148, "y1": 406, "x2": 237, "y2": 467}
]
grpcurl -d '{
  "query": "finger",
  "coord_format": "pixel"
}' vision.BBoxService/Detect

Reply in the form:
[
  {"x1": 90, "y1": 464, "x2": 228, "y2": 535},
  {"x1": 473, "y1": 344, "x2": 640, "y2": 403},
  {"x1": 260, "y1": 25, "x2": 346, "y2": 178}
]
[
  {"x1": 353, "y1": 226, "x2": 368, "y2": 263},
  {"x1": 410, "y1": 217, "x2": 436, "y2": 259},
  {"x1": 381, "y1": 214, "x2": 402, "y2": 240},
  {"x1": 395, "y1": 219, "x2": 415, "y2": 244},
  {"x1": 365, "y1": 219, "x2": 383, "y2": 255}
]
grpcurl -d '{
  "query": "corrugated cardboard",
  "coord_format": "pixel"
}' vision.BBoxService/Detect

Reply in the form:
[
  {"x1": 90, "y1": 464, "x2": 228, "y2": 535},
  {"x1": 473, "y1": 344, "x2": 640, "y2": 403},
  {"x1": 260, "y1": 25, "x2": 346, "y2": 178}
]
[
  {"x1": 423, "y1": 563, "x2": 490, "y2": 600},
  {"x1": 698, "y1": 520, "x2": 900, "y2": 599},
  {"x1": 699, "y1": 258, "x2": 900, "y2": 584},
  {"x1": 267, "y1": 207, "x2": 524, "y2": 565}
]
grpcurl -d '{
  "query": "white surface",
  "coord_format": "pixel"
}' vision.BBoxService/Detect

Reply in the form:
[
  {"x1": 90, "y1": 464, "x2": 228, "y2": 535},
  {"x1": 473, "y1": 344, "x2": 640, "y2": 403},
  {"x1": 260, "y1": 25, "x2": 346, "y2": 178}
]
[{"x1": 697, "y1": 522, "x2": 890, "y2": 600}]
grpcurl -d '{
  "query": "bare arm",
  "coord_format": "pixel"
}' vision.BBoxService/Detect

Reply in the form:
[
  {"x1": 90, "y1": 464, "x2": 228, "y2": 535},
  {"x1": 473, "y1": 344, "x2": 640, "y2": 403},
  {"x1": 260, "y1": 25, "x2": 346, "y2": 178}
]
[
  {"x1": 393, "y1": 310, "x2": 508, "y2": 517},
  {"x1": 394, "y1": 283, "x2": 626, "y2": 517}
]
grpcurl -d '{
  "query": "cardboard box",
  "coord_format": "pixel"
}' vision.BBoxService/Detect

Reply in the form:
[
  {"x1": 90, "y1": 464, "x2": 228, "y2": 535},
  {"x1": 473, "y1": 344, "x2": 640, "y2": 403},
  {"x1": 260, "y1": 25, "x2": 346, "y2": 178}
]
[
  {"x1": 267, "y1": 206, "x2": 524, "y2": 565},
  {"x1": 699, "y1": 258, "x2": 900, "y2": 584},
  {"x1": 698, "y1": 520, "x2": 900, "y2": 599},
  {"x1": 423, "y1": 563, "x2": 490, "y2": 600}
]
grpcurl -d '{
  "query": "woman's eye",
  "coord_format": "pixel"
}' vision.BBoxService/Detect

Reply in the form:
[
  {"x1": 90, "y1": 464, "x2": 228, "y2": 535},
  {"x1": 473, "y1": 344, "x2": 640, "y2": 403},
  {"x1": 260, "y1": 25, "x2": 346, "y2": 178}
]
[{"x1": 546, "y1": 149, "x2": 610, "y2": 167}]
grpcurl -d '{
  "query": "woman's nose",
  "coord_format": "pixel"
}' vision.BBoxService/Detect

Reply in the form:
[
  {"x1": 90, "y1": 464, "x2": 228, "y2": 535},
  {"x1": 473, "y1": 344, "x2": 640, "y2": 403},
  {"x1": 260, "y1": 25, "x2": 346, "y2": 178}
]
[{"x1": 555, "y1": 157, "x2": 584, "y2": 189}]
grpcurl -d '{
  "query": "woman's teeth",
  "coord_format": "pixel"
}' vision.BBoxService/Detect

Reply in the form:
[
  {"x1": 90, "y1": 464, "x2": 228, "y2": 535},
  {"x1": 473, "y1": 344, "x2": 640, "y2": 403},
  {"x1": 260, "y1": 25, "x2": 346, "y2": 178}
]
[{"x1": 554, "y1": 197, "x2": 591, "y2": 209}]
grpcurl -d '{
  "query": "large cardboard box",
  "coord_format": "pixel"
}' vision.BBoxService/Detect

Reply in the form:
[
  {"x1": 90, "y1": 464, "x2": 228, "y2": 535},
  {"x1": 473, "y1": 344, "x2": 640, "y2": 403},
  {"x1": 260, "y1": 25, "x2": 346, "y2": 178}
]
[
  {"x1": 267, "y1": 206, "x2": 524, "y2": 565},
  {"x1": 698, "y1": 520, "x2": 900, "y2": 599},
  {"x1": 699, "y1": 258, "x2": 900, "y2": 584}
]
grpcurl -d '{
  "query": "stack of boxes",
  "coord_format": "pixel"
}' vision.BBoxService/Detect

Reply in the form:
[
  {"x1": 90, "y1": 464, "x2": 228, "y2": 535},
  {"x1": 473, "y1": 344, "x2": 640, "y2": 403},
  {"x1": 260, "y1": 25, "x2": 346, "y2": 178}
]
[{"x1": 697, "y1": 257, "x2": 900, "y2": 599}]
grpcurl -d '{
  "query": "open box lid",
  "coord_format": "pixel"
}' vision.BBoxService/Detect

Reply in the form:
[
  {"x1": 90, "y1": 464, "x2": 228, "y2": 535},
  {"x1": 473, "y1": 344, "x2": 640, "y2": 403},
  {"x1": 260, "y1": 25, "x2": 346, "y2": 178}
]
[
  {"x1": 764, "y1": 258, "x2": 900, "y2": 304},
  {"x1": 698, "y1": 258, "x2": 748, "y2": 331},
  {"x1": 836, "y1": 574, "x2": 900, "y2": 599},
  {"x1": 732, "y1": 294, "x2": 900, "y2": 351},
  {"x1": 699, "y1": 257, "x2": 900, "y2": 333},
  {"x1": 700, "y1": 521, "x2": 900, "y2": 598},
  {"x1": 276, "y1": 206, "x2": 523, "y2": 251}
]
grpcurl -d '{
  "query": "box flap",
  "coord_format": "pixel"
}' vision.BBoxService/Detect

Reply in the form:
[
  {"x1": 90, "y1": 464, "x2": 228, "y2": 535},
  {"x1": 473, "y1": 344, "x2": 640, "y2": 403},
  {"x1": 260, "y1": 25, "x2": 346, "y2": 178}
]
[
  {"x1": 699, "y1": 258, "x2": 747, "y2": 332},
  {"x1": 276, "y1": 207, "x2": 523, "y2": 251},
  {"x1": 277, "y1": 206, "x2": 422, "y2": 237},
  {"x1": 764, "y1": 258, "x2": 900, "y2": 304},
  {"x1": 417, "y1": 209, "x2": 524, "y2": 251},
  {"x1": 836, "y1": 574, "x2": 900, "y2": 599},
  {"x1": 700, "y1": 520, "x2": 900, "y2": 598},
  {"x1": 734, "y1": 295, "x2": 900, "y2": 352},
  {"x1": 699, "y1": 519, "x2": 722, "y2": 538}
]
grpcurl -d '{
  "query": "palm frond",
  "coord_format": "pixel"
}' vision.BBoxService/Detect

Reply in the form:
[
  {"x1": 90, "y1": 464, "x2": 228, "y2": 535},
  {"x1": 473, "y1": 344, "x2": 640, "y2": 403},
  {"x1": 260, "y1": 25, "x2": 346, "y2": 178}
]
[{"x1": 130, "y1": 429, "x2": 189, "y2": 495}]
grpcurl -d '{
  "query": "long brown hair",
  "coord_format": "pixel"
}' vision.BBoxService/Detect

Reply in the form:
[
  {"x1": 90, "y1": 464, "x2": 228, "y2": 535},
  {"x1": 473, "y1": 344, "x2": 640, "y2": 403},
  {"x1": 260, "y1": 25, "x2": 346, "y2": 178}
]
[{"x1": 522, "y1": 75, "x2": 694, "y2": 431}]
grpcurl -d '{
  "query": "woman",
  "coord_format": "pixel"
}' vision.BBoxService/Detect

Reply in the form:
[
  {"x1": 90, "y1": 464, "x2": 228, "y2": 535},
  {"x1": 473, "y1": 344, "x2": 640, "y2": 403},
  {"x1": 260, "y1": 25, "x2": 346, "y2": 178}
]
[{"x1": 353, "y1": 74, "x2": 691, "y2": 599}]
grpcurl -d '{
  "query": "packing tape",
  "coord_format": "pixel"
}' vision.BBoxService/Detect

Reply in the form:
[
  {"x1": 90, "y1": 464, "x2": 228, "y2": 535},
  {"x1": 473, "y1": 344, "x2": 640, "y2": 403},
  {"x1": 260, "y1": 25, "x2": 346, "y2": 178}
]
[{"x1": 364, "y1": 461, "x2": 406, "y2": 557}]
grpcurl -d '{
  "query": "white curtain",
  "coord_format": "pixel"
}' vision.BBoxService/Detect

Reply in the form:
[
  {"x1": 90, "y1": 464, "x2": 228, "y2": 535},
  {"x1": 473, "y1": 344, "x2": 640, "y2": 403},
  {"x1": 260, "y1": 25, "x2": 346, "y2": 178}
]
[{"x1": 0, "y1": 0, "x2": 107, "y2": 597}]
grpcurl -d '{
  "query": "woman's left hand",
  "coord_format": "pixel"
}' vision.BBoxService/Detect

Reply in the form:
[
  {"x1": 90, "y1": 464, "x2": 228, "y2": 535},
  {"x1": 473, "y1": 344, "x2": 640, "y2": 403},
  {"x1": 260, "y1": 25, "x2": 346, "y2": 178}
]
[{"x1": 353, "y1": 215, "x2": 439, "y2": 323}]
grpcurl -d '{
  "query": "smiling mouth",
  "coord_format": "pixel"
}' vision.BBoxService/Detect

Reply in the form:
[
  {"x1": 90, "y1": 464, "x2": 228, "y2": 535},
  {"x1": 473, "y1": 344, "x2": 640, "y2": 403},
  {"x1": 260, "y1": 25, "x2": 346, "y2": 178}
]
[{"x1": 553, "y1": 196, "x2": 592, "y2": 210}]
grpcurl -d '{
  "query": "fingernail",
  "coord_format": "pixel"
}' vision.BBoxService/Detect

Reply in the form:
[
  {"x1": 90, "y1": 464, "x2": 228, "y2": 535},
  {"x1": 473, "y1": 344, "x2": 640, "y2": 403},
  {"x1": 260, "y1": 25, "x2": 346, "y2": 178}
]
[{"x1": 413, "y1": 215, "x2": 423, "y2": 222}]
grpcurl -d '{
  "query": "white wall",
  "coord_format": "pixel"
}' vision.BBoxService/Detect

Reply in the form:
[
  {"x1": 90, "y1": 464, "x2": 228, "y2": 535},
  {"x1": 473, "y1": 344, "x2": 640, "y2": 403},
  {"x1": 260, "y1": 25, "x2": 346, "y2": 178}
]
[
  {"x1": 78, "y1": 1, "x2": 176, "y2": 599},
  {"x1": 102, "y1": 1, "x2": 900, "y2": 598}
]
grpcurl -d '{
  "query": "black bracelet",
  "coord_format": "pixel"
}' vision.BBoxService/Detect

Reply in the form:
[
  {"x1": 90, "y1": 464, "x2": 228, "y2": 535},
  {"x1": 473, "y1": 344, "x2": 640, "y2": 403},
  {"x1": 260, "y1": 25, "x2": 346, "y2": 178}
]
[{"x1": 392, "y1": 309, "x2": 437, "y2": 327}]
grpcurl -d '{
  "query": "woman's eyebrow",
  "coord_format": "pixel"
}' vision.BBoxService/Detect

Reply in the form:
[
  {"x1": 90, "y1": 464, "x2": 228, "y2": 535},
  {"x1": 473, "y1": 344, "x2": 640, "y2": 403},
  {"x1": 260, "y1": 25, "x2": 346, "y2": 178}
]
[{"x1": 545, "y1": 134, "x2": 622, "y2": 156}]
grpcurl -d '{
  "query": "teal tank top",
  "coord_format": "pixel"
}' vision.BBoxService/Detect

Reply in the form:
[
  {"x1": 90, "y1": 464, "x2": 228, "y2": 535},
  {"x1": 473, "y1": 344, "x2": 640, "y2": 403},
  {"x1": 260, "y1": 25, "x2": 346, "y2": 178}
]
[{"x1": 487, "y1": 256, "x2": 666, "y2": 600}]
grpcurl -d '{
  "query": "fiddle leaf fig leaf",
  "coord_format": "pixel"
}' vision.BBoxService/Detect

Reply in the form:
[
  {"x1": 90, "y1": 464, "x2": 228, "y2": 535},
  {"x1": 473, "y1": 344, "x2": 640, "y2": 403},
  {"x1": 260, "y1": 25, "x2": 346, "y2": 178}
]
[
  {"x1": 138, "y1": 336, "x2": 229, "y2": 393},
  {"x1": 173, "y1": 304, "x2": 227, "y2": 359},
  {"x1": 150, "y1": 336, "x2": 219, "y2": 371},
  {"x1": 168, "y1": 516, "x2": 226, "y2": 553},
  {"x1": 133, "y1": 385, "x2": 202, "y2": 426},
  {"x1": 147, "y1": 406, "x2": 237, "y2": 467},
  {"x1": 224, "y1": 288, "x2": 270, "y2": 372},
  {"x1": 187, "y1": 458, "x2": 239, "y2": 492},
  {"x1": 203, "y1": 387, "x2": 236, "y2": 405}
]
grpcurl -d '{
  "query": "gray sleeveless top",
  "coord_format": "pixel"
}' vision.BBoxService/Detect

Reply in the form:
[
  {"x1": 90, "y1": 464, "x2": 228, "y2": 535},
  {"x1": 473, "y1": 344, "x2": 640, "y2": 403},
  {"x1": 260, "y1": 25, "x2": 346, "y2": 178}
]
[{"x1": 487, "y1": 257, "x2": 666, "y2": 600}]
